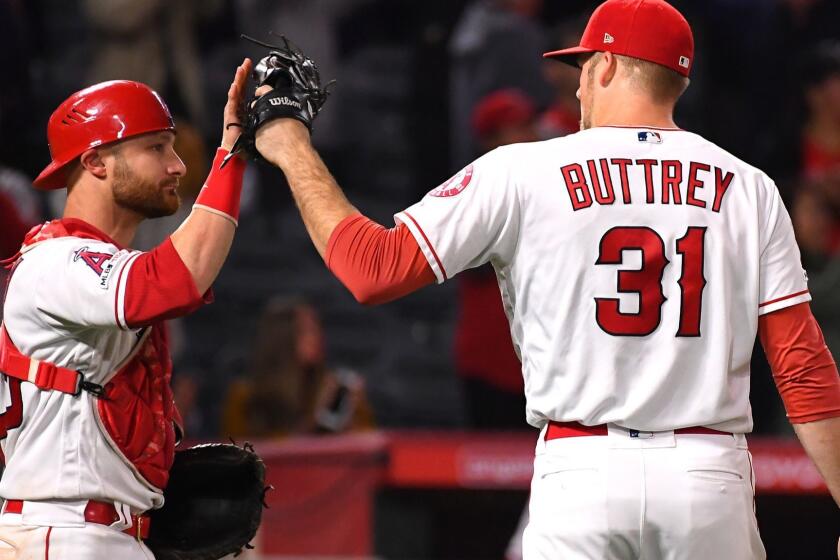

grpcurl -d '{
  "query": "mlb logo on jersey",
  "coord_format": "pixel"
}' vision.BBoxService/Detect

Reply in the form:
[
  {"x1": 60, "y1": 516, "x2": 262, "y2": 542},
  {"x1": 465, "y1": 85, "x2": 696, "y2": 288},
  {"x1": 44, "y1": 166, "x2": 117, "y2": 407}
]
[{"x1": 638, "y1": 131, "x2": 662, "y2": 144}]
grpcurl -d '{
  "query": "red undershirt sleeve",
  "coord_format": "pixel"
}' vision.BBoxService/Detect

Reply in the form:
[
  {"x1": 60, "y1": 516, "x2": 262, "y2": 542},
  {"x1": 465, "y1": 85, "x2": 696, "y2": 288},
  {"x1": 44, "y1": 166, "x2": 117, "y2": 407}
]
[
  {"x1": 325, "y1": 214, "x2": 437, "y2": 305},
  {"x1": 123, "y1": 237, "x2": 214, "y2": 328},
  {"x1": 759, "y1": 302, "x2": 840, "y2": 424}
]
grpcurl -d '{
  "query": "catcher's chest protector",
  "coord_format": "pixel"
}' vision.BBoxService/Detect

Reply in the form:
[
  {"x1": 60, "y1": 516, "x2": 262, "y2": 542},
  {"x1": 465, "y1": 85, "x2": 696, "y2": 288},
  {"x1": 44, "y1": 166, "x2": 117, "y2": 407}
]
[{"x1": 96, "y1": 323, "x2": 180, "y2": 491}]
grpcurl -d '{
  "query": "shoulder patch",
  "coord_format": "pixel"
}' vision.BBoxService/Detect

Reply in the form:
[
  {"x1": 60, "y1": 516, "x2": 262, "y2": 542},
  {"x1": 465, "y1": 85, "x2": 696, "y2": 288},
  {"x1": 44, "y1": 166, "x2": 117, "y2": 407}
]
[
  {"x1": 428, "y1": 165, "x2": 474, "y2": 198},
  {"x1": 74, "y1": 247, "x2": 117, "y2": 289}
]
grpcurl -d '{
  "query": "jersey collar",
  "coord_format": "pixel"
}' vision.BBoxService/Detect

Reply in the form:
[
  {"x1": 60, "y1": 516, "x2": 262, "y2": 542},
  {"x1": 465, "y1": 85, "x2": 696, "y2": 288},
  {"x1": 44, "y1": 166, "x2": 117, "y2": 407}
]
[
  {"x1": 3, "y1": 218, "x2": 125, "y2": 268},
  {"x1": 21, "y1": 218, "x2": 124, "y2": 252},
  {"x1": 598, "y1": 125, "x2": 683, "y2": 131}
]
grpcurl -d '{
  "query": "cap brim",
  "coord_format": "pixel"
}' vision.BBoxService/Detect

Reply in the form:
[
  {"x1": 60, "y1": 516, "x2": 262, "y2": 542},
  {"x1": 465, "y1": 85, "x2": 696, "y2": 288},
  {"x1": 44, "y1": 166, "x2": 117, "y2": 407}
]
[
  {"x1": 543, "y1": 46, "x2": 597, "y2": 68},
  {"x1": 33, "y1": 159, "x2": 71, "y2": 190}
]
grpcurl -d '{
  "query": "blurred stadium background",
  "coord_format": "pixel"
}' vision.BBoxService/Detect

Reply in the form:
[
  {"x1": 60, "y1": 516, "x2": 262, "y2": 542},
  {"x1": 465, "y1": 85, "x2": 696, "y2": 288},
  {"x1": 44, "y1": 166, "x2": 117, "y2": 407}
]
[{"x1": 1, "y1": 0, "x2": 839, "y2": 558}]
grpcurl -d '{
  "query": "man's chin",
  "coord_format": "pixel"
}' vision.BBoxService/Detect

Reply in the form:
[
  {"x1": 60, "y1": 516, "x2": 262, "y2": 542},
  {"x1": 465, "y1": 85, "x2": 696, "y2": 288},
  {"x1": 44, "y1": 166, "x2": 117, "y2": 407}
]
[
  {"x1": 137, "y1": 197, "x2": 181, "y2": 219},
  {"x1": 157, "y1": 199, "x2": 181, "y2": 218}
]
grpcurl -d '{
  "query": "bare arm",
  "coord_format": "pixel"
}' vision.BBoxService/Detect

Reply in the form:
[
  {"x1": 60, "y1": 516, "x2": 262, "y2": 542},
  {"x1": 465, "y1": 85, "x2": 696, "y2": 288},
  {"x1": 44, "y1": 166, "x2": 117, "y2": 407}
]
[
  {"x1": 793, "y1": 418, "x2": 840, "y2": 506},
  {"x1": 169, "y1": 58, "x2": 251, "y2": 293},
  {"x1": 255, "y1": 118, "x2": 357, "y2": 258}
]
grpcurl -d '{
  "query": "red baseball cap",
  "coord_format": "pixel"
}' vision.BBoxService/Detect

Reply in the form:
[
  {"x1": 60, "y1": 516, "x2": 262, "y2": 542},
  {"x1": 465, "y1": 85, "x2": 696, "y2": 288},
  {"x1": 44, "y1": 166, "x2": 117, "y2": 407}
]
[
  {"x1": 543, "y1": 0, "x2": 694, "y2": 77},
  {"x1": 471, "y1": 89, "x2": 536, "y2": 139}
]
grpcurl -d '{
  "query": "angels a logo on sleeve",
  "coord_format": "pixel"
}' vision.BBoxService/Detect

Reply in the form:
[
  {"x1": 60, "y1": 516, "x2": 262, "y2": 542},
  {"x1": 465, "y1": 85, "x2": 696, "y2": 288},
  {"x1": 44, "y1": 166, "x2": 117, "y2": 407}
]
[
  {"x1": 74, "y1": 247, "x2": 117, "y2": 289},
  {"x1": 428, "y1": 165, "x2": 474, "y2": 198}
]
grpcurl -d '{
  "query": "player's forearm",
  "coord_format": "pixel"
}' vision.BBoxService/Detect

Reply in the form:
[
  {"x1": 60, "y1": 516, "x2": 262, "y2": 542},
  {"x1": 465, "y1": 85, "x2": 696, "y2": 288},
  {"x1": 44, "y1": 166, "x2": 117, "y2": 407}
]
[
  {"x1": 793, "y1": 417, "x2": 840, "y2": 507},
  {"x1": 285, "y1": 146, "x2": 357, "y2": 258},
  {"x1": 170, "y1": 211, "x2": 235, "y2": 294},
  {"x1": 170, "y1": 148, "x2": 246, "y2": 293},
  {"x1": 258, "y1": 120, "x2": 357, "y2": 258}
]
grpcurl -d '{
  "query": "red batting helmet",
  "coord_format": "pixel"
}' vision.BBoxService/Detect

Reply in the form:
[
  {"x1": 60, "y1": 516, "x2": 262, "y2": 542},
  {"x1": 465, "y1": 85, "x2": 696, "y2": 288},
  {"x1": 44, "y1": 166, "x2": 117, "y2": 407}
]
[{"x1": 34, "y1": 80, "x2": 175, "y2": 190}]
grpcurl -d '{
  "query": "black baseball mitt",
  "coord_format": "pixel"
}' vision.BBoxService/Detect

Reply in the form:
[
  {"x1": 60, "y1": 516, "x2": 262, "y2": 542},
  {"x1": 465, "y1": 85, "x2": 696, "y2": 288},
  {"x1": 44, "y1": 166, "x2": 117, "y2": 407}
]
[
  {"x1": 145, "y1": 442, "x2": 271, "y2": 560},
  {"x1": 222, "y1": 34, "x2": 335, "y2": 167}
]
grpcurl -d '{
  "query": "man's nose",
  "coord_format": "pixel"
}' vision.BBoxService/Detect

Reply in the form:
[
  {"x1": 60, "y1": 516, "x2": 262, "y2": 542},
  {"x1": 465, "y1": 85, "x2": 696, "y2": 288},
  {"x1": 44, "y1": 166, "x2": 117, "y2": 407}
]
[{"x1": 170, "y1": 153, "x2": 187, "y2": 177}]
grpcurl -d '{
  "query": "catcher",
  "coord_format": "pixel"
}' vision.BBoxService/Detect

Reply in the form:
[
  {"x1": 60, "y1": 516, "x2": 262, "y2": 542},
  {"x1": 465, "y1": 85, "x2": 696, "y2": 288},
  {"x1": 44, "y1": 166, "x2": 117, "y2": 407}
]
[{"x1": 0, "y1": 60, "x2": 267, "y2": 559}]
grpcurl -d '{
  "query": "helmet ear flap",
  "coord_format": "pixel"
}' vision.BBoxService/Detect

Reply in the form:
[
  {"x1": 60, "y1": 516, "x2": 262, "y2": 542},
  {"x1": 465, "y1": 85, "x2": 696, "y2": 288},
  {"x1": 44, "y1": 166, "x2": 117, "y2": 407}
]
[{"x1": 34, "y1": 80, "x2": 175, "y2": 190}]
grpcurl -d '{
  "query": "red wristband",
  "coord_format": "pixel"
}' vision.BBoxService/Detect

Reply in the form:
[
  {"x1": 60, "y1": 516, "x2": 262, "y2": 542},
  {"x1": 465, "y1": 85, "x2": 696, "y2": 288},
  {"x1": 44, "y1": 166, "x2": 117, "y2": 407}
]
[{"x1": 193, "y1": 148, "x2": 246, "y2": 226}]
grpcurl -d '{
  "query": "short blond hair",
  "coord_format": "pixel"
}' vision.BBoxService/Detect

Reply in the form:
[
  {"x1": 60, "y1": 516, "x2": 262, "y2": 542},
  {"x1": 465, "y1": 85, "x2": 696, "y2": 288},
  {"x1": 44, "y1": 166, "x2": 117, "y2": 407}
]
[{"x1": 590, "y1": 52, "x2": 690, "y2": 103}]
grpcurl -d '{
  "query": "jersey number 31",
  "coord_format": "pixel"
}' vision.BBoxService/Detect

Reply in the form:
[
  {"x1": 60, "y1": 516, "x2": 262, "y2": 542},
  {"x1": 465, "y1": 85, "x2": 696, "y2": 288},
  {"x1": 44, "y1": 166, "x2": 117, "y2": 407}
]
[{"x1": 595, "y1": 226, "x2": 707, "y2": 337}]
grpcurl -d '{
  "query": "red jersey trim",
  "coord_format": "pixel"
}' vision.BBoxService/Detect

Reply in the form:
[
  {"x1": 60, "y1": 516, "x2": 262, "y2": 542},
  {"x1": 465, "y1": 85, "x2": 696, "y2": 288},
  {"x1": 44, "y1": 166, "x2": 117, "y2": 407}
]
[
  {"x1": 113, "y1": 252, "x2": 141, "y2": 330},
  {"x1": 759, "y1": 290, "x2": 810, "y2": 308},
  {"x1": 403, "y1": 211, "x2": 448, "y2": 281}
]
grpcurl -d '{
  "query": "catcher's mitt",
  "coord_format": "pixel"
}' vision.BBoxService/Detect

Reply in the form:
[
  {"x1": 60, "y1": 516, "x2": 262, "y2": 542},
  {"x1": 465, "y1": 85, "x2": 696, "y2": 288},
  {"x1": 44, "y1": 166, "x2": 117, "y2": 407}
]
[
  {"x1": 146, "y1": 442, "x2": 271, "y2": 560},
  {"x1": 222, "y1": 34, "x2": 335, "y2": 167}
]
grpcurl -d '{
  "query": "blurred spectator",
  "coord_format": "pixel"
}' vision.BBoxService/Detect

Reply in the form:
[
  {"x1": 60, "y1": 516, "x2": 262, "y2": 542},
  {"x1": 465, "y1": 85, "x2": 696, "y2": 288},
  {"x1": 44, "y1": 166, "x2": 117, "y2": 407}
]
[
  {"x1": 449, "y1": 0, "x2": 553, "y2": 166},
  {"x1": 792, "y1": 177, "x2": 840, "y2": 357},
  {"x1": 0, "y1": 172, "x2": 36, "y2": 320},
  {"x1": 454, "y1": 90, "x2": 540, "y2": 431},
  {"x1": 0, "y1": 193, "x2": 29, "y2": 262},
  {"x1": 0, "y1": 165, "x2": 39, "y2": 263},
  {"x1": 82, "y1": 0, "x2": 225, "y2": 132},
  {"x1": 222, "y1": 297, "x2": 374, "y2": 439},
  {"x1": 537, "y1": 18, "x2": 585, "y2": 139},
  {"x1": 471, "y1": 89, "x2": 538, "y2": 148},
  {"x1": 0, "y1": 166, "x2": 42, "y2": 227},
  {"x1": 800, "y1": 42, "x2": 840, "y2": 180}
]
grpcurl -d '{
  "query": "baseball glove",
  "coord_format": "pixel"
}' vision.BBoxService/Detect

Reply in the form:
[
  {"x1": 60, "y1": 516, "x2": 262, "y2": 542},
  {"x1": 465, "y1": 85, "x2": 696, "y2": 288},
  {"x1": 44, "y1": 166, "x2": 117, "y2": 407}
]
[
  {"x1": 145, "y1": 442, "x2": 271, "y2": 560},
  {"x1": 222, "y1": 34, "x2": 335, "y2": 167}
]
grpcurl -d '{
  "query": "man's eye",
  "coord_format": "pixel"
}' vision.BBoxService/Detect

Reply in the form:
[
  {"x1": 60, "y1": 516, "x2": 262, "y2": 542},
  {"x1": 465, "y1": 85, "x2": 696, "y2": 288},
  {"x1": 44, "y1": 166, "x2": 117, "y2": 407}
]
[{"x1": 151, "y1": 144, "x2": 164, "y2": 152}]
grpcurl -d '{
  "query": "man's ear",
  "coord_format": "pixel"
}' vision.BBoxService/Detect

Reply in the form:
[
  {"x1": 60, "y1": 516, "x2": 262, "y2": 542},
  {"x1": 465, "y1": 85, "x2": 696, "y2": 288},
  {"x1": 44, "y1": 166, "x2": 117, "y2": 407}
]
[
  {"x1": 599, "y1": 51, "x2": 618, "y2": 88},
  {"x1": 78, "y1": 148, "x2": 108, "y2": 180}
]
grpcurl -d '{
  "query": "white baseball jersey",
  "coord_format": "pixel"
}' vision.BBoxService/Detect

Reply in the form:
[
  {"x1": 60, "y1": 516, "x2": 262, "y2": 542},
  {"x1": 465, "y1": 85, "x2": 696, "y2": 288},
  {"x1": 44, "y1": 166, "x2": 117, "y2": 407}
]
[
  {"x1": 0, "y1": 227, "x2": 163, "y2": 514},
  {"x1": 396, "y1": 126, "x2": 809, "y2": 434}
]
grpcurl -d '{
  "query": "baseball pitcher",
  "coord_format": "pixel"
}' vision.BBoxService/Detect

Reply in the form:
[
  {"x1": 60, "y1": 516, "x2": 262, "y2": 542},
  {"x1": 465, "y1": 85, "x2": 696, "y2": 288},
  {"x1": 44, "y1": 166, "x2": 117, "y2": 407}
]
[{"x1": 237, "y1": 1, "x2": 840, "y2": 558}]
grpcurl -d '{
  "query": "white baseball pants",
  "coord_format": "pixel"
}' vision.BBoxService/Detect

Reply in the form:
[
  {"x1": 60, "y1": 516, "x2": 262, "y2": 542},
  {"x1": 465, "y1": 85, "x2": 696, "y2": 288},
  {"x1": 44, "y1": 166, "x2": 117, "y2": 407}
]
[
  {"x1": 0, "y1": 500, "x2": 154, "y2": 560},
  {"x1": 523, "y1": 424, "x2": 766, "y2": 559}
]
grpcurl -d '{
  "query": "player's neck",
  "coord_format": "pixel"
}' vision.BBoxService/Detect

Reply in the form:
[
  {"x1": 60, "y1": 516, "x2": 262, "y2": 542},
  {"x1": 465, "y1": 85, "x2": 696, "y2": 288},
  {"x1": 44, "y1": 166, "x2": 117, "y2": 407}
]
[
  {"x1": 593, "y1": 96, "x2": 678, "y2": 130},
  {"x1": 63, "y1": 184, "x2": 142, "y2": 248}
]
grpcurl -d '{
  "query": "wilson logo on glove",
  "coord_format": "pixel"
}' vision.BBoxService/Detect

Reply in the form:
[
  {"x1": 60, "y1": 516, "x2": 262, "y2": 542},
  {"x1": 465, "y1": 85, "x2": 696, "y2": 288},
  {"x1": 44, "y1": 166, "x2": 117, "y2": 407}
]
[{"x1": 268, "y1": 96, "x2": 301, "y2": 109}]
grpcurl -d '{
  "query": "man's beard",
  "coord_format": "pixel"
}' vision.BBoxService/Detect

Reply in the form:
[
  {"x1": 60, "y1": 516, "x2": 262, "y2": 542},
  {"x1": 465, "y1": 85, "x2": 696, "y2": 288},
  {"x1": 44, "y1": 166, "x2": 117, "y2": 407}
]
[{"x1": 111, "y1": 155, "x2": 180, "y2": 219}]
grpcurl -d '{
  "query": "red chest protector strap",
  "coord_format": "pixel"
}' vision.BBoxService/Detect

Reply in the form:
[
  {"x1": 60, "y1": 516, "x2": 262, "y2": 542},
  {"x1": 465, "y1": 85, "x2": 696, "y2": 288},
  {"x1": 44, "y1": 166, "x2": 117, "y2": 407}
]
[{"x1": 0, "y1": 325, "x2": 104, "y2": 397}]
